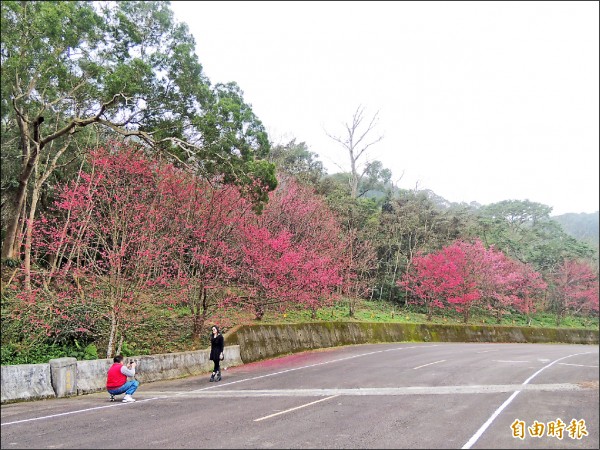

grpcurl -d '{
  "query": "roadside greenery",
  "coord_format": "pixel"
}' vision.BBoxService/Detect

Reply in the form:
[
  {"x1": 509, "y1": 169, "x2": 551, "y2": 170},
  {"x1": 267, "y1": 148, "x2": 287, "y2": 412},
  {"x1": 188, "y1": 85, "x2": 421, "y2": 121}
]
[{"x1": 1, "y1": 297, "x2": 597, "y2": 366}]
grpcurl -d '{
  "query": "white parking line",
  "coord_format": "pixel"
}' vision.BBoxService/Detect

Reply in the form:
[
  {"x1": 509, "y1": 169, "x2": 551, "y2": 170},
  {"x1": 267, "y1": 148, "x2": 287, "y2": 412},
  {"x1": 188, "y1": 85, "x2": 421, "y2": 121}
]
[
  {"x1": 1, "y1": 398, "x2": 160, "y2": 426},
  {"x1": 492, "y1": 360, "x2": 529, "y2": 363},
  {"x1": 147, "y1": 383, "x2": 583, "y2": 397},
  {"x1": 559, "y1": 362, "x2": 599, "y2": 368},
  {"x1": 254, "y1": 395, "x2": 339, "y2": 422},
  {"x1": 461, "y1": 351, "x2": 595, "y2": 449},
  {"x1": 413, "y1": 359, "x2": 446, "y2": 370}
]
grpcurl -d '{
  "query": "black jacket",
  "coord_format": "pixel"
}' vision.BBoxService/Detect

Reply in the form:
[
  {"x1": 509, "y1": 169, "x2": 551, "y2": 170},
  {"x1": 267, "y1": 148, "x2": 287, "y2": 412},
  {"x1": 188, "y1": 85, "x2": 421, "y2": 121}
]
[{"x1": 209, "y1": 333, "x2": 224, "y2": 361}]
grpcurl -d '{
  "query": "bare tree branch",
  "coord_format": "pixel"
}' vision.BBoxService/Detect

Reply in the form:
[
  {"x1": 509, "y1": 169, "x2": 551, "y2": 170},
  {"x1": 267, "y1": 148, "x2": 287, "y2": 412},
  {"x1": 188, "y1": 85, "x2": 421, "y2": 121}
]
[{"x1": 325, "y1": 105, "x2": 384, "y2": 198}]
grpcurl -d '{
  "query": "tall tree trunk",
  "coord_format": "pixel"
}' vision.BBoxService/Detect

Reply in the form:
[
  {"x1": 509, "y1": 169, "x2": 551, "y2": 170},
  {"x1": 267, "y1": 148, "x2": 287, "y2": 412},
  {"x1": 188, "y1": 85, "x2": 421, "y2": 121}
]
[
  {"x1": 254, "y1": 302, "x2": 265, "y2": 320},
  {"x1": 23, "y1": 141, "x2": 72, "y2": 289},
  {"x1": 107, "y1": 308, "x2": 118, "y2": 358},
  {"x1": 116, "y1": 335, "x2": 124, "y2": 356},
  {"x1": 193, "y1": 285, "x2": 208, "y2": 339},
  {"x1": 389, "y1": 246, "x2": 400, "y2": 301},
  {"x1": 22, "y1": 184, "x2": 40, "y2": 290},
  {"x1": 2, "y1": 118, "x2": 44, "y2": 260}
]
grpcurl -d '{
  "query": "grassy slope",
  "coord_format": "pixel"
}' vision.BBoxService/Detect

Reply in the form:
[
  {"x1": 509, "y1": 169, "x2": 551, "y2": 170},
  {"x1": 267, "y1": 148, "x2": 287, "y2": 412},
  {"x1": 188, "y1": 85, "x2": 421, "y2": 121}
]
[
  {"x1": 2, "y1": 298, "x2": 597, "y2": 364},
  {"x1": 130, "y1": 299, "x2": 599, "y2": 356}
]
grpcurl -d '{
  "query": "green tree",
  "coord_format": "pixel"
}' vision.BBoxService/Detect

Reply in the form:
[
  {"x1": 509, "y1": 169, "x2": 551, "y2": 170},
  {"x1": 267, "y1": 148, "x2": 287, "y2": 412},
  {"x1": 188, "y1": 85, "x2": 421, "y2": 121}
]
[
  {"x1": 269, "y1": 138, "x2": 326, "y2": 187},
  {"x1": 0, "y1": 1, "x2": 275, "y2": 273},
  {"x1": 358, "y1": 160, "x2": 393, "y2": 199},
  {"x1": 319, "y1": 173, "x2": 380, "y2": 313},
  {"x1": 475, "y1": 200, "x2": 595, "y2": 273},
  {"x1": 374, "y1": 191, "x2": 456, "y2": 303}
]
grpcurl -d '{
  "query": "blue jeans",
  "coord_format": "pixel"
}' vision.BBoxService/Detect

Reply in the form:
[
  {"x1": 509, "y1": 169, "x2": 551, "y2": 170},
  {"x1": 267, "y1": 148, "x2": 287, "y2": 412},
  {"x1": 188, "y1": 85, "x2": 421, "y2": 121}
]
[{"x1": 107, "y1": 380, "x2": 139, "y2": 396}]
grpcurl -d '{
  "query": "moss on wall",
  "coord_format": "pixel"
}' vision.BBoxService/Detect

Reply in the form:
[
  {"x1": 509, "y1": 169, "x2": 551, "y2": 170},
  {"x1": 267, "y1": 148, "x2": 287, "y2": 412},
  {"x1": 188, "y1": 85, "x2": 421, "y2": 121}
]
[{"x1": 225, "y1": 322, "x2": 599, "y2": 363}]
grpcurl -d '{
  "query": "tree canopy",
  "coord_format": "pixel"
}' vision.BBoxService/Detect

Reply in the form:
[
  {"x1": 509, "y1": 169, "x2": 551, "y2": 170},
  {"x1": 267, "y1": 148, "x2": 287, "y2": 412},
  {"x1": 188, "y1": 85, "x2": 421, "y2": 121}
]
[{"x1": 1, "y1": 0, "x2": 276, "y2": 261}]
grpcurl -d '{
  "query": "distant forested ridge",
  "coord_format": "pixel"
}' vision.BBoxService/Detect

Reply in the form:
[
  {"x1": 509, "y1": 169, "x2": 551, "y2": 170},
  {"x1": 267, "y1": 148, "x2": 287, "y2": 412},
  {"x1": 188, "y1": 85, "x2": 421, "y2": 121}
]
[{"x1": 553, "y1": 212, "x2": 599, "y2": 249}]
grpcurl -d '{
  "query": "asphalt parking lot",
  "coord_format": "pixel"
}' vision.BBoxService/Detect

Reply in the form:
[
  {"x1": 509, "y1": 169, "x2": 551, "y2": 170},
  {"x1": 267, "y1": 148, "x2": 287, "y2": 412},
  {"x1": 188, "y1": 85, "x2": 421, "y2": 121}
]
[{"x1": 1, "y1": 342, "x2": 598, "y2": 449}]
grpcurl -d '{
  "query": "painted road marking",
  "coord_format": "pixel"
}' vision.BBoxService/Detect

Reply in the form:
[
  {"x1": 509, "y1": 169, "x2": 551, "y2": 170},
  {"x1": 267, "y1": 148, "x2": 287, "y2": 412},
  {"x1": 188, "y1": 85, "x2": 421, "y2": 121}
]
[
  {"x1": 413, "y1": 359, "x2": 446, "y2": 369},
  {"x1": 141, "y1": 383, "x2": 584, "y2": 397},
  {"x1": 492, "y1": 360, "x2": 529, "y2": 363},
  {"x1": 1, "y1": 398, "x2": 160, "y2": 426},
  {"x1": 254, "y1": 395, "x2": 339, "y2": 422},
  {"x1": 559, "y1": 362, "x2": 599, "y2": 368},
  {"x1": 461, "y1": 351, "x2": 595, "y2": 449},
  {"x1": 3, "y1": 379, "x2": 587, "y2": 426}
]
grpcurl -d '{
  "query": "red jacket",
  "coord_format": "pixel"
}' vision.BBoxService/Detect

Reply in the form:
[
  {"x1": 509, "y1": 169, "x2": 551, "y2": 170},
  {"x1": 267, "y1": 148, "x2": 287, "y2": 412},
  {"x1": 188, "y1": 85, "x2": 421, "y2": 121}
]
[{"x1": 106, "y1": 363, "x2": 127, "y2": 389}]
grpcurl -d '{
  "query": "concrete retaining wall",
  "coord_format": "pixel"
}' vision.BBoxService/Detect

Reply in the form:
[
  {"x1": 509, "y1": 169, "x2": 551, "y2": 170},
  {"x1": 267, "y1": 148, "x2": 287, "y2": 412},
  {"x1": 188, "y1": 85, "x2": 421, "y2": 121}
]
[
  {"x1": 1, "y1": 363, "x2": 55, "y2": 403},
  {"x1": 1, "y1": 345, "x2": 242, "y2": 404},
  {"x1": 75, "y1": 344, "x2": 243, "y2": 394},
  {"x1": 225, "y1": 322, "x2": 599, "y2": 363}
]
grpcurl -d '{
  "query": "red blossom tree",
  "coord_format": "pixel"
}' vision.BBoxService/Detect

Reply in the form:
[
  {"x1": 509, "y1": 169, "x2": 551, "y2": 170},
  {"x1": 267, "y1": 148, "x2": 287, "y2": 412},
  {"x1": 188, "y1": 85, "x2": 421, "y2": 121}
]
[
  {"x1": 483, "y1": 256, "x2": 547, "y2": 323},
  {"x1": 398, "y1": 246, "x2": 462, "y2": 321},
  {"x1": 550, "y1": 260, "x2": 599, "y2": 326},
  {"x1": 32, "y1": 143, "x2": 188, "y2": 356},
  {"x1": 27, "y1": 145, "x2": 354, "y2": 352},
  {"x1": 161, "y1": 173, "x2": 253, "y2": 339},
  {"x1": 399, "y1": 239, "x2": 548, "y2": 323},
  {"x1": 235, "y1": 175, "x2": 346, "y2": 319}
]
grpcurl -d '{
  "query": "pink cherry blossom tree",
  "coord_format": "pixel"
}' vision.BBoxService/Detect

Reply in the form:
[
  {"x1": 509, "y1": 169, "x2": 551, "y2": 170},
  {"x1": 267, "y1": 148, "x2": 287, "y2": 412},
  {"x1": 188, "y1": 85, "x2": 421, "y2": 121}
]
[
  {"x1": 550, "y1": 259, "x2": 599, "y2": 326},
  {"x1": 31, "y1": 143, "x2": 188, "y2": 356},
  {"x1": 399, "y1": 239, "x2": 548, "y2": 323},
  {"x1": 234, "y1": 175, "x2": 345, "y2": 319}
]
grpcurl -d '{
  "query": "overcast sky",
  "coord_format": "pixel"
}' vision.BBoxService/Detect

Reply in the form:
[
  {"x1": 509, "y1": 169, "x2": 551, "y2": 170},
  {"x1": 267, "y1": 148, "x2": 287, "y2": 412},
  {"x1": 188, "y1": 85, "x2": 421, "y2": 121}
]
[{"x1": 169, "y1": 1, "x2": 599, "y2": 216}]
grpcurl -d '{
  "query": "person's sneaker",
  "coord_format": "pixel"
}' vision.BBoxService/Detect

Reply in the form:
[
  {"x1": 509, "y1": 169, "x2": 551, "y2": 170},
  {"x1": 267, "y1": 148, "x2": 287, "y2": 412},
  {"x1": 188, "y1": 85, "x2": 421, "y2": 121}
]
[
  {"x1": 215, "y1": 372, "x2": 221, "y2": 382},
  {"x1": 122, "y1": 394, "x2": 136, "y2": 403},
  {"x1": 209, "y1": 373, "x2": 215, "y2": 382}
]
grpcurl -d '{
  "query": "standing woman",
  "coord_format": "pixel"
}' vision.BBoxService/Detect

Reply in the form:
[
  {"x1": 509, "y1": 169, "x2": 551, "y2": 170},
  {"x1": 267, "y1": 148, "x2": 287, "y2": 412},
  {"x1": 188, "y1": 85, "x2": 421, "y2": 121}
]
[{"x1": 209, "y1": 325, "x2": 224, "y2": 382}]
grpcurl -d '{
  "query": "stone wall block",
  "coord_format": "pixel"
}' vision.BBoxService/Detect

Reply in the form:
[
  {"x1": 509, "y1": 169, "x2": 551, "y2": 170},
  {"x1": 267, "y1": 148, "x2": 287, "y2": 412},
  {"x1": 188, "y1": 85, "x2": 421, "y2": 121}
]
[{"x1": 49, "y1": 357, "x2": 77, "y2": 398}]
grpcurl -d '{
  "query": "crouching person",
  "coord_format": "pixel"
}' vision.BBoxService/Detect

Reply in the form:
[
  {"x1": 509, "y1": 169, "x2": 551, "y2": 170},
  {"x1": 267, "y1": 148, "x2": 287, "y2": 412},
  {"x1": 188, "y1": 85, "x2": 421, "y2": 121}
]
[{"x1": 106, "y1": 354, "x2": 139, "y2": 403}]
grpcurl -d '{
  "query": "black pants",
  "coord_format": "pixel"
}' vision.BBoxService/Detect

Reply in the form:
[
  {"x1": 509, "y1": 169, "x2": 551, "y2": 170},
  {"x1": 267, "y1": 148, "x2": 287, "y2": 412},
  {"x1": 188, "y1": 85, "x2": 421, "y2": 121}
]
[{"x1": 212, "y1": 359, "x2": 220, "y2": 373}]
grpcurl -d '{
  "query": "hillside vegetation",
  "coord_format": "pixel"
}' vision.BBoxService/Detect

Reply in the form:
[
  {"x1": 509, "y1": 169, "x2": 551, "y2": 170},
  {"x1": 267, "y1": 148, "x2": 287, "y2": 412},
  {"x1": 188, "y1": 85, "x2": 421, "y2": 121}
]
[
  {"x1": 1, "y1": 2, "x2": 598, "y2": 368},
  {"x1": 2, "y1": 299, "x2": 598, "y2": 366}
]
